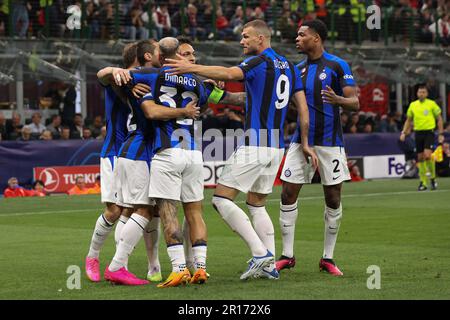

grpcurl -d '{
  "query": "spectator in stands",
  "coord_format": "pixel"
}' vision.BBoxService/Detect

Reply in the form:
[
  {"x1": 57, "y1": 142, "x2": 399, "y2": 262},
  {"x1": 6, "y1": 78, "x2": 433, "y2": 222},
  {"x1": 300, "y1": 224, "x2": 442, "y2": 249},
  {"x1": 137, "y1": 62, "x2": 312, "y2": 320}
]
[
  {"x1": 89, "y1": 115, "x2": 103, "y2": 138},
  {"x1": 230, "y1": 6, "x2": 244, "y2": 39},
  {"x1": 341, "y1": 112, "x2": 350, "y2": 129},
  {"x1": 378, "y1": 112, "x2": 400, "y2": 132},
  {"x1": 0, "y1": 111, "x2": 6, "y2": 140},
  {"x1": 32, "y1": 180, "x2": 47, "y2": 197},
  {"x1": 265, "y1": 0, "x2": 282, "y2": 28},
  {"x1": 445, "y1": 121, "x2": 450, "y2": 132},
  {"x1": 349, "y1": 162, "x2": 364, "y2": 182},
  {"x1": 39, "y1": 129, "x2": 53, "y2": 140},
  {"x1": 0, "y1": 1, "x2": 9, "y2": 37},
  {"x1": 60, "y1": 126, "x2": 71, "y2": 140},
  {"x1": 185, "y1": 3, "x2": 206, "y2": 40},
  {"x1": 5, "y1": 111, "x2": 22, "y2": 140},
  {"x1": 12, "y1": 1, "x2": 30, "y2": 38},
  {"x1": 417, "y1": 8, "x2": 434, "y2": 43},
  {"x1": 363, "y1": 122, "x2": 374, "y2": 133},
  {"x1": 46, "y1": 114, "x2": 62, "y2": 139},
  {"x1": 126, "y1": 0, "x2": 149, "y2": 40},
  {"x1": 87, "y1": 176, "x2": 101, "y2": 194},
  {"x1": 3, "y1": 177, "x2": 34, "y2": 198},
  {"x1": 253, "y1": 6, "x2": 265, "y2": 21},
  {"x1": 99, "y1": 0, "x2": 115, "y2": 39},
  {"x1": 17, "y1": 126, "x2": 33, "y2": 141},
  {"x1": 429, "y1": 13, "x2": 450, "y2": 46},
  {"x1": 85, "y1": 0, "x2": 101, "y2": 39},
  {"x1": 82, "y1": 128, "x2": 93, "y2": 140},
  {"x1": 67, "y1": 176, "x2": 90, "y2": 195},
  {"x1": 24, "y1": 112, "x2": 46, "y2": 135},
  {"x1": 153, "y1": 3, "x2": 177, "y2": 39},
  {"x1": 96, "y1": 125, "x2": 107, "y2": 140},
  {"x1": 216, "y1": 7, "x2": 233, "y2": 40},
  {"x1": 70, "y1": 113, "x2": 83, "y2": 139},
  {"x1": 344, "y1": 112, "x2": 360, "y2": 134}
]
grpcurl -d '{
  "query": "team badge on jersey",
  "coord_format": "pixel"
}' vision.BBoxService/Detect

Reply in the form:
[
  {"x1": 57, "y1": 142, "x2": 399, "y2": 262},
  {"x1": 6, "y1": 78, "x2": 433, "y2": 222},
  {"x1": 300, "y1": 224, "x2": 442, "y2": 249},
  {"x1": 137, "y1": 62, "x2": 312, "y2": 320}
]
[
  {"x1": 423, "y1": 109, "x2": 429, "y2": 116},
  {"x1": 319, "y1": 72, "x2": 327, "y2": 81},
  {"x1": 284, "y1": 169, "x2": 292, "y2": 177}
]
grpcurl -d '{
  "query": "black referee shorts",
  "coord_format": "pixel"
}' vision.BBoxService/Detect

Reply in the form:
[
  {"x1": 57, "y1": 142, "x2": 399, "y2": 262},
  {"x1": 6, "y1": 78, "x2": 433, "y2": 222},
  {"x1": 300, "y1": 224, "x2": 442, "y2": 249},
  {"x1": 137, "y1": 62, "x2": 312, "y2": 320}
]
[{"x1": 415, "y1": 130, "x2": 435, "y2": 153}]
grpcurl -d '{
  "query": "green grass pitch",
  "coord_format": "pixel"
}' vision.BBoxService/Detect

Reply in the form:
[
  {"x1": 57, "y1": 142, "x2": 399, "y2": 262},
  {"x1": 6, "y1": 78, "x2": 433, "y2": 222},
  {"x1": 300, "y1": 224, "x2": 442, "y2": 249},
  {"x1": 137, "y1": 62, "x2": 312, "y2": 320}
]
[{"x1": 0, "y1": 178, "x2": 449, "y2": 300}]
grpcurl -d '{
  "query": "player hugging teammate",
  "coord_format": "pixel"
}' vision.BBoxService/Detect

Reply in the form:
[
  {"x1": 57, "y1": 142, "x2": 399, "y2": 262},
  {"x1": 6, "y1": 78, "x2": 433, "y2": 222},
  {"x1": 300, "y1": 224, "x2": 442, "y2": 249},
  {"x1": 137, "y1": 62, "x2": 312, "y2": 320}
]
[{"x1": 85, "y1": 19, "x2": 359, "y2": 286}]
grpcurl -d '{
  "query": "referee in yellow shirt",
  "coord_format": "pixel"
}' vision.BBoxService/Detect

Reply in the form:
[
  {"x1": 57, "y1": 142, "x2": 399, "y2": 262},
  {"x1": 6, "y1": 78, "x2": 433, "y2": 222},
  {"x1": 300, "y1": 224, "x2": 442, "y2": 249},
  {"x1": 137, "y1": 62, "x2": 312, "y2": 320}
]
[{"x1": 400, "y1": 85, "x2": 445, "y2": 191}]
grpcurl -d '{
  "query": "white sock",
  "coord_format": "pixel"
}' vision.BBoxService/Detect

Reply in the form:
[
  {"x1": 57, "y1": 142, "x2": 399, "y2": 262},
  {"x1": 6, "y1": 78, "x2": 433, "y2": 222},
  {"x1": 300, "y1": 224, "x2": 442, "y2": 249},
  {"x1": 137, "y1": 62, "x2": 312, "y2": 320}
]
[
  {"x1": 279, "y1": 201, "x2": 298, "y2": 258},
  {"x1": 143, "y1": 216, "x2": 161, "y2": 274},
  {"x1": 182, "y1": 217, "x2": 194, "y2": 270},
  {"x1": 109, "y1": 214, "x2": 149, "y2": 272},
  {"x1": 247, "y1": 203, "x2": 275, "y2": 256},
  {"x1": 212, "y1": 196, "x2": 267, "y2": 257},
  {"x1": 167, "y1": 244, "x2": 186, "y2": 273},
  {"x1": 192, "y1": 244, "x2": 207, "y2": 270},
  {"x1": 323, "y1": 204, "x2": 342, "y2": 259},
  {"x1": 87, "y1": 214, "x2": 114, "y2": 259},
  {"x1": 114, "y1": 215, "x2": 129, "y2": 248}
]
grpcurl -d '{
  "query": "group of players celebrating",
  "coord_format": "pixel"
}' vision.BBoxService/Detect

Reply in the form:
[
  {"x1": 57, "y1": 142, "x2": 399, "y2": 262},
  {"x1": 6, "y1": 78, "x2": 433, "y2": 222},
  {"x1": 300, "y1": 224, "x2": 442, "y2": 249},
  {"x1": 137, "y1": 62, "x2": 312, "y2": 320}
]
[{"x1": 84, "y1": 18, "x2": 360, "y2": 287}]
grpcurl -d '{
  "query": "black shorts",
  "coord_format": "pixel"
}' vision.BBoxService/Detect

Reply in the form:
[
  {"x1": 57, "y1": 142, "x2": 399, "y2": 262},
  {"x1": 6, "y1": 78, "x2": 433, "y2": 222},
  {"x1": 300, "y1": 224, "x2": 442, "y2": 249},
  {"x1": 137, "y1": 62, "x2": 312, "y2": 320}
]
[{"x1": 415, "y1": 130, "x2": 435, "y2": 153}]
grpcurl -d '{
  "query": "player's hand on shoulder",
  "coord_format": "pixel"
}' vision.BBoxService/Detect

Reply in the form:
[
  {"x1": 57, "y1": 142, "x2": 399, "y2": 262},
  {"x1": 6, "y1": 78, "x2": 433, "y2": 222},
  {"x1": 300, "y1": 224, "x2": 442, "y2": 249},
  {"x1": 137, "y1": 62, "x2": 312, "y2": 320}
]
[
  {"x1": 302, "y1": 144, "x2": 319, "y2": 170},
  {"x1": 132, "y1": 83, "x2": 151, "y2": 98},
  {"x1": 184, "y1": 100, "x2": 200, "y2": 119},
  {"x1": 112, "y1": 68, "x2": 131, "y2": 86}
]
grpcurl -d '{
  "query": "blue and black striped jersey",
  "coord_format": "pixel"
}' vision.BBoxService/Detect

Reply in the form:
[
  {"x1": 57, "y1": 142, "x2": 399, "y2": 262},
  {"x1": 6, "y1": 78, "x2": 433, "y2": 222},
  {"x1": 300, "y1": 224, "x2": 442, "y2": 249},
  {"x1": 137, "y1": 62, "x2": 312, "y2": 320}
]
[
  {"x1": 135, "y1": 66, "x2": 214, "y2": 153},
  {"x1": 117, "y1": 68, "x2": 157, "y2": 162},
  {"x1": 291, "y1": 51, "x2": 356, "y2": 147},
  {"x1": 238, "y1": 47, "x2": 303, "y2": 148},
  {"x1": 100, "y1": 85, "x2": 129, "y2": 159}
]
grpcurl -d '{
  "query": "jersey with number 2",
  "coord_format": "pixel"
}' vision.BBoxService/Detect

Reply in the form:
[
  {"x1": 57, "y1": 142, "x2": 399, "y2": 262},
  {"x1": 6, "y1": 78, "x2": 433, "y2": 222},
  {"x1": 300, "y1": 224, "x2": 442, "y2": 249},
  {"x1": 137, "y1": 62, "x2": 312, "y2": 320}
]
[{"x1": 238, "y1": 47, "x2": 303, "y2": 148}]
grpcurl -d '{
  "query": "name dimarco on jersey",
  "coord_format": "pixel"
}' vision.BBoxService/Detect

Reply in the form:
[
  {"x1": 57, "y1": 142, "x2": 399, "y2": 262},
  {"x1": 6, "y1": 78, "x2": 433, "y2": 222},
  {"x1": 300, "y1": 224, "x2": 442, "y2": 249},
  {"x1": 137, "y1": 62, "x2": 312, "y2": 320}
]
[{"x1": 165, "y1": 73, "x2": 197, "y2": 86}]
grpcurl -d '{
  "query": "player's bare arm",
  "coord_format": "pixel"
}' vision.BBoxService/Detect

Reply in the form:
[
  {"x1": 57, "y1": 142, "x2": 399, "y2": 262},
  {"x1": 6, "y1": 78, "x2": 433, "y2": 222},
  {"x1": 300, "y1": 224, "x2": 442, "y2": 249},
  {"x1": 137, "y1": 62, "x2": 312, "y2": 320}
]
[
  {"x1": 97, "y1": 67, "x2": 132, "y2": 86},
  {"x1": 293, "y1": 90, "x2": 318, "y2": 169},
  {"x1": 220, "y1": 92, "x2": 246, "y2": 107},
  {"x1": 141, "y1": 99, "x2": 200, "y2": 121},
  {"x1": 400, "y1": 116, "x2": 413, "y2": 142},
  {"x1": 321, "y1": 85, "x2": 360, "y2": 111},
  {"x1": 164, "y1": 55, "x2": 244, "y2": 81}
]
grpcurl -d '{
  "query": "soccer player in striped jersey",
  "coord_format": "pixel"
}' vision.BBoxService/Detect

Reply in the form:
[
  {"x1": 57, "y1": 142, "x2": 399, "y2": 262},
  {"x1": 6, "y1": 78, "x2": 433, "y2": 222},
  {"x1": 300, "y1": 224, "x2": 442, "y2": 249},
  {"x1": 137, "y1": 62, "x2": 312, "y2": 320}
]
[
  {"x1": 104, "y1": 40, "x2": 200, "y2": 286},
  {"x1": 175, "y1": 36, "x2": 246, "y2": 276},
  {"x1": 132, "y1": 37, "x2": 241, "y2": 287},
  {"x1": 85, "y1": 43, "x2": 143, "y2": 282},
  {"x1": 165, "y1": 20, "x2": 317, "y2": 280},
  {"x1": 277, "y1": 20, "x2": 360, "y2": 276}
]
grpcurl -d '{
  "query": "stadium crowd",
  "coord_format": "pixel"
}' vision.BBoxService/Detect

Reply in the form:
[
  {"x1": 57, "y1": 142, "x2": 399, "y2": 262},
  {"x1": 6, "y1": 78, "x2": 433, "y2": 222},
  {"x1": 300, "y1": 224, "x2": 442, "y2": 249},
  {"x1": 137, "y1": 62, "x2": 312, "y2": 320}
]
[{"x1": 0, "y1": 1, "x2": 449, "y2": 45}]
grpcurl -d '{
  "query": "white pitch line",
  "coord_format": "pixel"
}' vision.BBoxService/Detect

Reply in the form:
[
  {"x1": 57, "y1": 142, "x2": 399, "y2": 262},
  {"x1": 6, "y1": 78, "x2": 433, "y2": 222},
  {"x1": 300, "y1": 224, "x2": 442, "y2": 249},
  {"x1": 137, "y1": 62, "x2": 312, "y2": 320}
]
[{"x1": 0, "y1": 189, "x2": 448, "y2": 217}]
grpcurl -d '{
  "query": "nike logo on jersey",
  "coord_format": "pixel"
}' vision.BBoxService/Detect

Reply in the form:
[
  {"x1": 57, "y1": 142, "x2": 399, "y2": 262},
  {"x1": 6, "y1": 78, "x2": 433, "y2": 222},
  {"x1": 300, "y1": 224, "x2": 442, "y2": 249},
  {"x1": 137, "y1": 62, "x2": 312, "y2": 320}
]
[{"x1": 332, "y1": 176, "x2": 341, "y2": 181}]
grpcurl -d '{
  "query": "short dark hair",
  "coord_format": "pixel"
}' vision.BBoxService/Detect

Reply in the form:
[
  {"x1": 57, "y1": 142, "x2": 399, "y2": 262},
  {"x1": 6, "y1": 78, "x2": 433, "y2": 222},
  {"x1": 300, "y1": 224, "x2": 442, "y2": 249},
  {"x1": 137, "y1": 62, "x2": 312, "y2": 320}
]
[
  {"x1": 177, "y1": 36, "x2": 193, "y2": 46},
  {"x1": 50, "y1": 114, "x2": 60, "y2": 122},
  {"x1": 243, "y1": 19, "x2": 271, "y2": 38},
  {"x1": 301, "y1": 19, "x2": 328, "y2": 42},
  {"x1": 136, "y1": 40, "x2": 157, "y2": 66},
  {"x1": 417, "y1": 84, "x2": 428, "y2": 90},
  {"x1": 122, "y1": 43, "x2": 138, "y2": 69}
]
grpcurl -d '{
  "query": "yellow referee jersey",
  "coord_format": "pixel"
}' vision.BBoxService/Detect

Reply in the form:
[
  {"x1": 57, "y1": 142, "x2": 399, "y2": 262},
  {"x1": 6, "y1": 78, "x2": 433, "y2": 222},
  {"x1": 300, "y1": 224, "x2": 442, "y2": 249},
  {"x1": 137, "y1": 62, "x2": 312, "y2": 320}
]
[{"x1": 406, "y1": 98, "x2": 441, "y2": 131}]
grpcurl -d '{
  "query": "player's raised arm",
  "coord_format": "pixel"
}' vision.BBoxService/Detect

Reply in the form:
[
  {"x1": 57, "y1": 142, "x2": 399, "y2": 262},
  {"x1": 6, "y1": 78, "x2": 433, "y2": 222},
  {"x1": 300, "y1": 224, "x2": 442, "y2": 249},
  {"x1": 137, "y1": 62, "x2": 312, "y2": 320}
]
[
  {"x1": 164, "y1": 57, "x2": 245, "y2": 82},
  {"x1": 293, "y1": 90, "x2": 318, "y2": 169},
  {"x1": 97, "y1": 67, "x2": 132, "y2": 86},
  {"x1": 141, "y1": 98, "x2": 200, "y2": 121}
]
